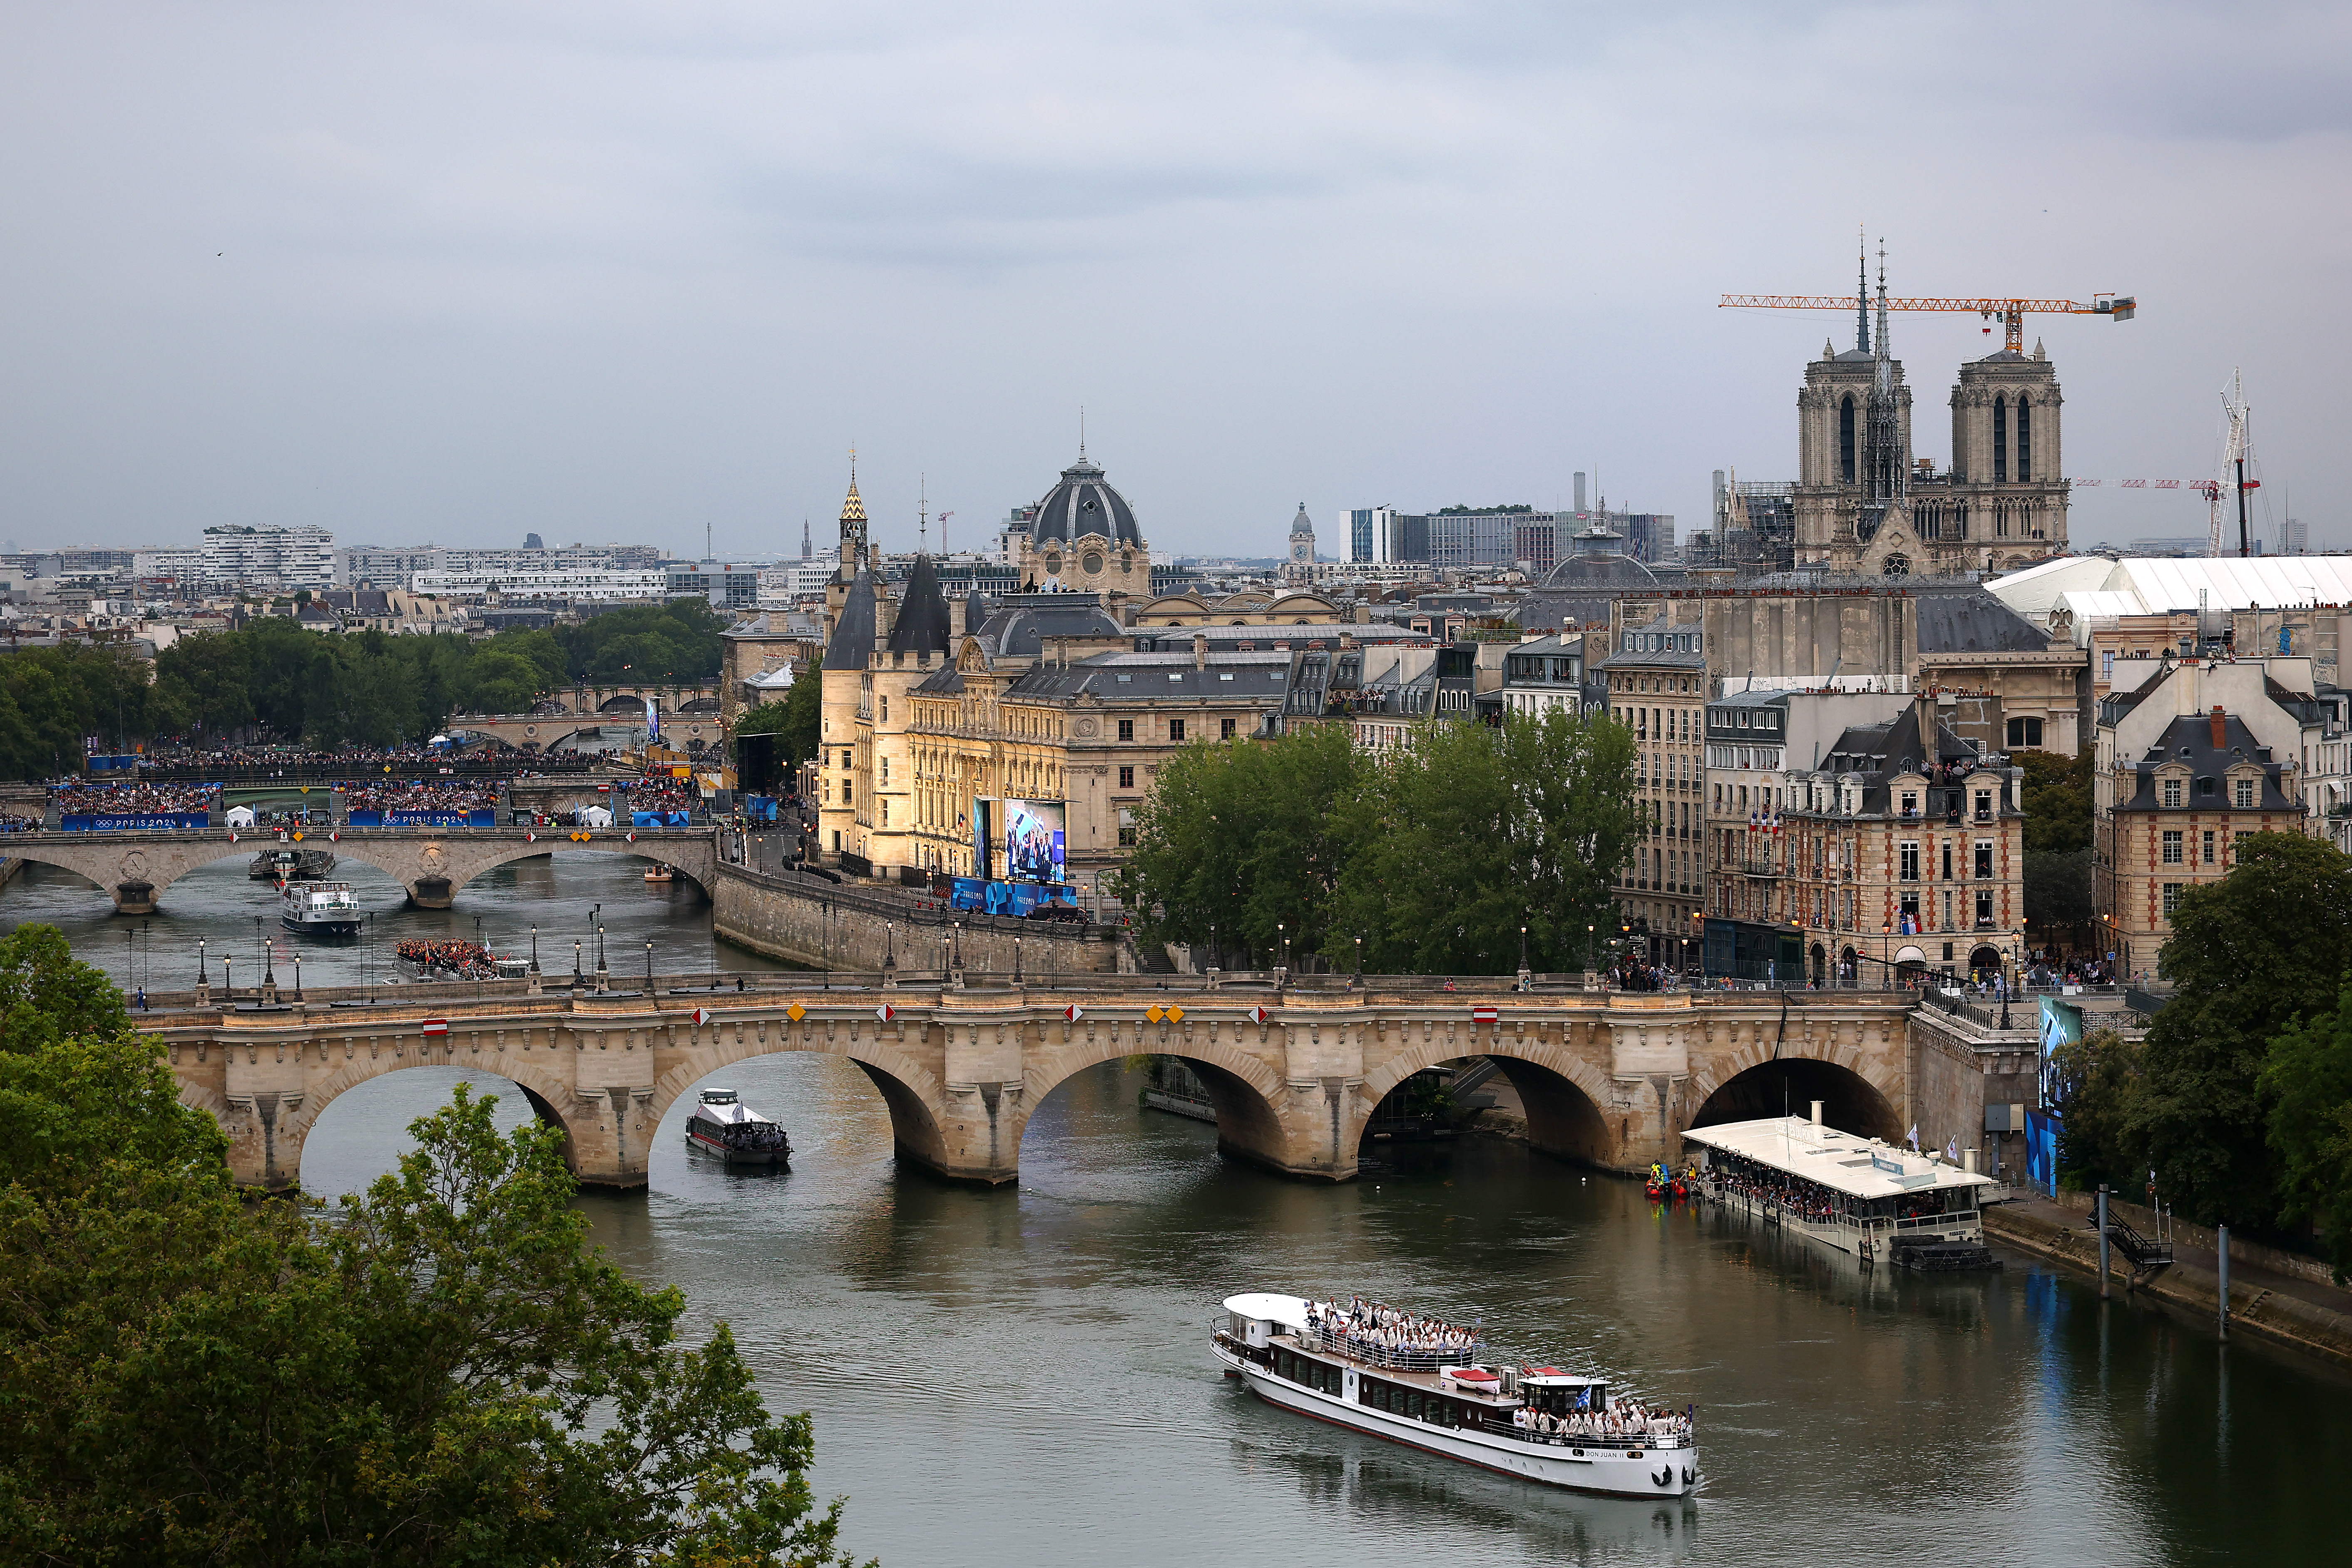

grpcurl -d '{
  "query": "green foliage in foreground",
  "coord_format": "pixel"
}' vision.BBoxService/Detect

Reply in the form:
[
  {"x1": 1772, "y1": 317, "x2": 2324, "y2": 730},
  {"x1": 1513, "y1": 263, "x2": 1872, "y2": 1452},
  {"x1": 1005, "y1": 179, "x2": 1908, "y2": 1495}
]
[
  {"x1": 0, "y1": 927, "x2": 868, "y2": 1566},
  {"x1": 1109, "y1": 710, "x2": 1640, "y2": 974}
]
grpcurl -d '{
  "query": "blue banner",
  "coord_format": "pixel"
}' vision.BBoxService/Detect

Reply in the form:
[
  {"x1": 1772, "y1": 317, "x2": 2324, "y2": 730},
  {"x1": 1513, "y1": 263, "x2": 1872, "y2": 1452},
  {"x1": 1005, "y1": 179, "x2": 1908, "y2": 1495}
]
[
  {"x1": 59, "y1": 813, "x2": 209, "y2": 831},
  {"x1": 2025, "y1": 1109, "x2": 2062, "y2": 1199},
  {"x1": 345, "y1": 810, "x2": 495, "y2": 828},
  {"x1": 631, "y1": 811, "x2": 691, "y2": 827}
]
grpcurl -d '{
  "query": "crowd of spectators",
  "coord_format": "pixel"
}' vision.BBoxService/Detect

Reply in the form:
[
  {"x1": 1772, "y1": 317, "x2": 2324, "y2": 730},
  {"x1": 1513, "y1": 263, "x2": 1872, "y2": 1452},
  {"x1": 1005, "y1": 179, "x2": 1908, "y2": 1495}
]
[
  {"x1": 48, "y1": 783, "x2": 222, "y2": 816},
  {"x1": 1511, "y1": 1397, "x2": 1692, "y2": 1449},
  {"x1": 624, "y1": 781, "x2": 699, "y2": 816},
  {"x1": 341, "y1": 783, "x2": 503, "y2": 815},
  {"x1": 1304, "y1": 1297, "x2": 1479, "y2": 1368},
  {"x1": 394, "y1": 939, "x2": 499, "y2": 979}
]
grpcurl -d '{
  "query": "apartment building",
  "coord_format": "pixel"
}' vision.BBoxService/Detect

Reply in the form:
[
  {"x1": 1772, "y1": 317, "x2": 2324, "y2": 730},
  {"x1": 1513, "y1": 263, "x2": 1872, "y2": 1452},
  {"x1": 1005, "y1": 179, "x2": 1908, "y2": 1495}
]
[
  {"x1": 2092, "y1": 655, "x2": 2352, "y2": 976},
  {"x1": 1594, "y1": 614, "x2": 1707, "y2": 953},
  {"x1": 1779, "y1": 698, "x2": 2025, "y2": 987}
]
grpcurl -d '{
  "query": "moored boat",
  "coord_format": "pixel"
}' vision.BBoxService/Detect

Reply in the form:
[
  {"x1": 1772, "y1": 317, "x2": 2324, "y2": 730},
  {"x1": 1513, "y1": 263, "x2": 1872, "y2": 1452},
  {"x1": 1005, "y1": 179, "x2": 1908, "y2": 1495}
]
[
  {"x1": 1681, "y1": 1105, "x2": 1998, "y2": 1270},
  {"x1": 280, "y1": 880, "x2": 362, "y2": 938},
  {"x1": 644, "y1": 862, "x2": 674, "y2": 883},
  {"x1": 686, "y1": 1089, "x2": 790, "y2": 1167},
  {"x1": 1211, "y1": 1293, "x2": 1696, "y2": 1497}
]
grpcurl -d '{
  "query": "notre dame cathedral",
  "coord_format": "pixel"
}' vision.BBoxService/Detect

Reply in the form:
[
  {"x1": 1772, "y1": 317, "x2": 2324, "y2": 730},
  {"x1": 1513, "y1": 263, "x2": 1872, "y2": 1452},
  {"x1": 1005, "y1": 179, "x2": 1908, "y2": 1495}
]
[{"x1": 1792, "y1": 273, "x2": 2069, "y2": 576}]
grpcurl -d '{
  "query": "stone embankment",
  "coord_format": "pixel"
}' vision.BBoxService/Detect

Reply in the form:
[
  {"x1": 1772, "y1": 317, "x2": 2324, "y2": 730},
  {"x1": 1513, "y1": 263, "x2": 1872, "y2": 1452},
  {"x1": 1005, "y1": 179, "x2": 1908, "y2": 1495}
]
[{"x1": 1982, "y1": 1199, "x2": 2352, "y2": 1370}]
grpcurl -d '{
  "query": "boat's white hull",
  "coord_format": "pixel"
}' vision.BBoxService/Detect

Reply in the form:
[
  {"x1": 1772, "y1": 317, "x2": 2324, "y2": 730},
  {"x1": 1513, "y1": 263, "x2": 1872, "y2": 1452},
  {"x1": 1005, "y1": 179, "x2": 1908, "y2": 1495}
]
[{"x1": 1215, "y1": 1340, "x2": 1695, "y2": 1498}]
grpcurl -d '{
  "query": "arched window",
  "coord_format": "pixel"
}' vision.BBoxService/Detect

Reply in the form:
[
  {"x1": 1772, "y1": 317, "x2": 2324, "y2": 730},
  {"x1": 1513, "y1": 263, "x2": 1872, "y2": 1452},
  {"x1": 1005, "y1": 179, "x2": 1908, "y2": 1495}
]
[
  {"x1": 1881, "y1": 554, "x2": 1911, "y2": 577},
  {"x1": 1839, "y1": 395, "x2": 1856, "y2": 482},
  {"x1": 2016, "y1": 397, "x2": 2031, "y2": 481},
  {"x1": 1992, "y1": 396, "x2": 2008, "y2": 483}
]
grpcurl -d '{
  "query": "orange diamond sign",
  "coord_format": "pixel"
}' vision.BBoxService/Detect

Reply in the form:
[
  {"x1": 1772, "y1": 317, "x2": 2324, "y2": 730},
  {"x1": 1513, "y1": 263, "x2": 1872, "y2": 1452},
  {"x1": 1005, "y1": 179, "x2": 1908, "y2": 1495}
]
[{"x1": 785, "y1": 1002, "x2": 807, "y2": 1022}]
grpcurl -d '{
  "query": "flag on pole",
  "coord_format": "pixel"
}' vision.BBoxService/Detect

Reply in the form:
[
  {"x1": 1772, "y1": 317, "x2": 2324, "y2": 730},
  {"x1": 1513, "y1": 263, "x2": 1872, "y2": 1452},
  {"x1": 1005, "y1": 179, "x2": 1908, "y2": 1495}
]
[{"x1": 1907, "y1": 1124, "x2": 1920, "y2": 1151}]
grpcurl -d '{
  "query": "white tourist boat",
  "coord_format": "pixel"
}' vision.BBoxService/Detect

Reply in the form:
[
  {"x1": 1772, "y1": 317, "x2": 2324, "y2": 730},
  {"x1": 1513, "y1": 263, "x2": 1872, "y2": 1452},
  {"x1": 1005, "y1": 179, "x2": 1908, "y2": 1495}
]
[
  {"x1": 1681, "y1": 1106, "x2": 1998, "y2": 1270},
  {"x1": 685, "y1": 1088, "x2": 791, "y2": 1167},
  {"x1": 1211, "y1": 1294, "x2": 1696, "y2": 1497},
  {"x1": 278, "y1": 880, "x2": 361, "y2": 939}
]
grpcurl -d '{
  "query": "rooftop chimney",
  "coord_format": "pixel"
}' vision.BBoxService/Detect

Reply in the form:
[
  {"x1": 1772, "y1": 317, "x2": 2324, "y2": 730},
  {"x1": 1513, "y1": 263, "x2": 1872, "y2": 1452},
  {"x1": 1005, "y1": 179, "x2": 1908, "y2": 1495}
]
[
  {"x1": 1193, "y1": 633, "x2": 1208, "y2": 669},
  {"x1": 2210, "y1": 705, "x2": 2226, "y2": 748}
]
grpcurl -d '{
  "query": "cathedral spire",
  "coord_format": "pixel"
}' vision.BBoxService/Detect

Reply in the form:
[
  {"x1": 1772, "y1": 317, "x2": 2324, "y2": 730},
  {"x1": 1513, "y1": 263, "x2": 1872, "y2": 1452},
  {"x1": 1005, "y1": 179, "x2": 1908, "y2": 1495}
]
[{"x1": 1855, "y1": 226, "x2": 1870, "y2": 355}]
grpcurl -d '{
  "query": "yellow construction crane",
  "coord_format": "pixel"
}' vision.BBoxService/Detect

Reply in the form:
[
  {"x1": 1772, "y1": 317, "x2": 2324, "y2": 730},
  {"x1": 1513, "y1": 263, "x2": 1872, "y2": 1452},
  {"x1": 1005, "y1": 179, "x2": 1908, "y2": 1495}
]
[{"x1": 1719, "y1": 289, "x2": 2136, "y2": 353}]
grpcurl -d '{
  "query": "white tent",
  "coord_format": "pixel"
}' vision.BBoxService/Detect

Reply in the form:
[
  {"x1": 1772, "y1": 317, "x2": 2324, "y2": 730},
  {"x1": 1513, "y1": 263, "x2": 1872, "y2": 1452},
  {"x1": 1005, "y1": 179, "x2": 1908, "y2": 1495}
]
[
  {"x1": 578, "y1": 805, "x2": 614, "y2": 827},
  {"x1": 224, "y1": 805, "x2": 256, "y2": 827}
]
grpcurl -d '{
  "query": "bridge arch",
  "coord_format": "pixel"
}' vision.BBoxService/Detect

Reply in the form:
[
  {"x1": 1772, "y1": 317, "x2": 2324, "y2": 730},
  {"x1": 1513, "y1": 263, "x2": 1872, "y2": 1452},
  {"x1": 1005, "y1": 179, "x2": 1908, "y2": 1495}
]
[
  {"x1": 242, "y1": 1050, "x2": 590, "y2": 1191},
  {"x1": 1021, "y1": 1029, "x2": 1294, "y2": 1175},
  {"x1": 647, "y1": 1025, "x2": 949, "y2": 1176},
  {"x1": 1683, "y1": 1037, "x2": 1903, "y2": 1144},
  {"x1": 1356, "y1": 1035, "x2": 1616, "y2": 1168}
]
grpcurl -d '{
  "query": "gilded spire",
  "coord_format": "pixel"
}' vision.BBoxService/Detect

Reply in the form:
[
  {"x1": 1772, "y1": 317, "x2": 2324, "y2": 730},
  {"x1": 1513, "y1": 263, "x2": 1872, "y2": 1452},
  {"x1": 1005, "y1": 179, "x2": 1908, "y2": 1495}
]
[{"x1": 840, "y1": 445, "x2": 867, "y2": 526}]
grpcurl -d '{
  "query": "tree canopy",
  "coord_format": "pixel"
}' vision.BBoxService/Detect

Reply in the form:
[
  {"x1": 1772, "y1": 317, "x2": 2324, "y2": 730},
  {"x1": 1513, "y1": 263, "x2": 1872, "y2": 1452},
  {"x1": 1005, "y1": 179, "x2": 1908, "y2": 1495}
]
[
  {"x1": 1, "y1": 599, "x2": 734, "y2": 773},
  {"x1": 0, "y1": 924, "x2": 866, "y2": 1565},
  {"x1": 2018, "y1": 748, "x2": 2094, "y2": 855},
  {"x1": 1110, "y1": 710, "x2": 1638, "y2": 974}
]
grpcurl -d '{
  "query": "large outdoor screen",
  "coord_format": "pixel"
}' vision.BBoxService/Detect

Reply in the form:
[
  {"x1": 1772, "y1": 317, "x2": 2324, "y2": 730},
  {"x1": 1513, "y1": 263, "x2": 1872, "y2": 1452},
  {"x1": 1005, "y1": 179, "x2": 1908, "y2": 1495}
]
[{"x1": 1002, "y1": 799, "x2": 1067, "y2": 884}]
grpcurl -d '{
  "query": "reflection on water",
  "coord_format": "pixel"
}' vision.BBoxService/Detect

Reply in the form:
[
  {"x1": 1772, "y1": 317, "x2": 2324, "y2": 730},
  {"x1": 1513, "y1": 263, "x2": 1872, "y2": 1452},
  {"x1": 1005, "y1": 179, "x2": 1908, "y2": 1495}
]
[
  {"x1": 13, "y1": 856, "x2": 2346, "y2": 1564},
  {"x1": 289, "y1": 1051, "x2": 2352, "y2": 1567}
]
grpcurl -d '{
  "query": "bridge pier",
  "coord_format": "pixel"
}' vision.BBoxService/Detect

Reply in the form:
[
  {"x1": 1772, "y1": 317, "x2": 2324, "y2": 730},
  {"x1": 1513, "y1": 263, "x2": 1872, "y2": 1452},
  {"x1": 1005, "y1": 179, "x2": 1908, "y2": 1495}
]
[
  {"x1": 409, "y1": 875, "x2": 455, "y2": 910},
  {"x1": 114, "y1": 879, "x2": 157, "y2": 915}
]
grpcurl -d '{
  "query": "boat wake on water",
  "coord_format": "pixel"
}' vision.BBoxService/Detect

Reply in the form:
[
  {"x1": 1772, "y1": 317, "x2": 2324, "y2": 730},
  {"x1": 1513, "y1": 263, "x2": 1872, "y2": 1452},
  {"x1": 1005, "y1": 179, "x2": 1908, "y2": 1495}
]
[{"x1": 1211, "y1": 1292, "x2": 1697, "y2": 1498}]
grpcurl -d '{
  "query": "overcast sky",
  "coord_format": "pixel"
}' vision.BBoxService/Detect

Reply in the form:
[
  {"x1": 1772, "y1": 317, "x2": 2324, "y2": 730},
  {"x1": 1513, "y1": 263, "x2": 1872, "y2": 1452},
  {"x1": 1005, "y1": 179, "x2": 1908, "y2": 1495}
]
[{"x1": 3, "y1": 1, "x2": 2345, "y2": 561}]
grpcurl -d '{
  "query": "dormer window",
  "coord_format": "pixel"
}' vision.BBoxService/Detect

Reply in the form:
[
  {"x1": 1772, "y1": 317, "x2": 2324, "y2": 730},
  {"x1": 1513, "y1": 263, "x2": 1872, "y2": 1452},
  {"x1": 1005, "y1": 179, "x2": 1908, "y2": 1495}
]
[
  {"x1": 2163, "y1": 777, "x2": 2182, "y2": 808},
  {"x1": 2234, "y1": 776, "x2": 2255, "y2": 808}
]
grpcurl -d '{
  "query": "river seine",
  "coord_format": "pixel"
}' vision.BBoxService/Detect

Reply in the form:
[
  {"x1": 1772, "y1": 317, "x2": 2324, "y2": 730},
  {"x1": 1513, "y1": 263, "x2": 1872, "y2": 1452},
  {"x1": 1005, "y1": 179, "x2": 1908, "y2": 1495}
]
[{"x1": 10, "y1": 856, "x2": 2349, "y2": 1564}]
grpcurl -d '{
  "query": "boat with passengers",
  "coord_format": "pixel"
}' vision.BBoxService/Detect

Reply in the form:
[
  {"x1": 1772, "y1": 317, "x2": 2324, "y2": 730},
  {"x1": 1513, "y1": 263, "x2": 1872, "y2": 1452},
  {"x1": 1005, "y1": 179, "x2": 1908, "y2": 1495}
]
[
  {"x1": 279, "y1": 880, "x2": 362, "y2": 939},
  {"x1": 1211, "y1": 1293, "x2": 1696, "y2": 1496},
  {"x1": 1681, "y1": 1103, "x2": 1998, "y2": 1270},
  {"x1": 685, "y1": 1089, "x2": 791, "y2": 1167}
]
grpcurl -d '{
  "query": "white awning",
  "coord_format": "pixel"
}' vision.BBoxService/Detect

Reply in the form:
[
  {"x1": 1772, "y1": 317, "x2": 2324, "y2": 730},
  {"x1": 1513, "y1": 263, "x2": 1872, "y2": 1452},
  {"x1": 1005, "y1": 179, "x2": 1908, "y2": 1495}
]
[
  {"x1": 1222, "y1": 1292, "x2": 1312, "y2": 1329},
  {"x1": 1895, "y1": 945, "x2": 1927, "y2": 964}
]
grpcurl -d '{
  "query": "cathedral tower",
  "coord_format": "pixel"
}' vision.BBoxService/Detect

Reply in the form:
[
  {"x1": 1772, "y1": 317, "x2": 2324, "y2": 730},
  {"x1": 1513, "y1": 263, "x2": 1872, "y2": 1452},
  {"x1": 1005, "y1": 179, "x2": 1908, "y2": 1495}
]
[{"x1": 1792, "y1": 247, "x2": 1913, "y2": 571}]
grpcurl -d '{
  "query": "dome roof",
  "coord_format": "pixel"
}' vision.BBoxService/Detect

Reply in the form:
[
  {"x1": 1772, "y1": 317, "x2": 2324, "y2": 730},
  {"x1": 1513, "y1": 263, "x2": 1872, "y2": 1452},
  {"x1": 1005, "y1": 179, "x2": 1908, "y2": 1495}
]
[
  {"x1": 1290, "y1": 503, "x2": 1314, "y2": 537},
  {"x1": 1031, "y1": 456, "x2": 1143, "y2": 547}
]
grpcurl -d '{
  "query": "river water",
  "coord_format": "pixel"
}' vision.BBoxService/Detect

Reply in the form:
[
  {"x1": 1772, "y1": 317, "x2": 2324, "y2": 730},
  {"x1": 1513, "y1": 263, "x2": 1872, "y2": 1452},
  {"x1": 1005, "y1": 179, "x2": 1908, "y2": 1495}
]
[{"x1": 10, "y1": 857, "x2": 2350, "y2": 1564}]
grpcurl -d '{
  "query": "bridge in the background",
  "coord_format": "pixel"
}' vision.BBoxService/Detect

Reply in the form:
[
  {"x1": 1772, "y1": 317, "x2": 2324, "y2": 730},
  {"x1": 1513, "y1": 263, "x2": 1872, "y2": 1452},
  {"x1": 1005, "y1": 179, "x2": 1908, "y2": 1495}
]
[
  {"x1": 446, "y1": 683, "x2": 727, "y2": 754},
  {"x1": 0, "y1": 825, "x2": 715, "y2": 912},
  {"x1": 129, "y1": 975, "x2": 2012, "y2": 1195}
]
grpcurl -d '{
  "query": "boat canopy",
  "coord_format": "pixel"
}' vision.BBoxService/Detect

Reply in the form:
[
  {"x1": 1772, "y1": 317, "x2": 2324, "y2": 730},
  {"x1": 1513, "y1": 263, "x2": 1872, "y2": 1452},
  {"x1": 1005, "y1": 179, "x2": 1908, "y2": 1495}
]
[
  {"x1": 1681, "y1": 1115, "x2": 1994, "y2": 1200},
  {"x1": 691, "y1": 1101, "x2": 776, "y2": 1127},
  {"x1": 1222, "y1": 1292, "x2": 1313, "y2": 1331}
]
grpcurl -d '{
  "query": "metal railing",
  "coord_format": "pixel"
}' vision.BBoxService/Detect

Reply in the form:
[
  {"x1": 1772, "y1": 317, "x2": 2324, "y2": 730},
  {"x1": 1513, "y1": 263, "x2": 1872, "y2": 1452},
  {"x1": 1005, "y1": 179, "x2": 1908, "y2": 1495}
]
[{"x1": 1299, "y1": 1324, "x2": 1486, "y2": 1372}]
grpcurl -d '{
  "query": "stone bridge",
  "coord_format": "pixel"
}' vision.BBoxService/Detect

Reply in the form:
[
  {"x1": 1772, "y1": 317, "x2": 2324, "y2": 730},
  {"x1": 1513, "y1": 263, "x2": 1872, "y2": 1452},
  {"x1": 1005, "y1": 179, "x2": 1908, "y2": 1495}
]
[
  {"x1": 134, "y1": 980, "x2": 1995, "y2": 1193},
  {"x1": 447, "y1": 711, "x2": 728, "y2": 754},
  {"x1": 0, "y1": 826, "x2": 716, "y2": 913}
]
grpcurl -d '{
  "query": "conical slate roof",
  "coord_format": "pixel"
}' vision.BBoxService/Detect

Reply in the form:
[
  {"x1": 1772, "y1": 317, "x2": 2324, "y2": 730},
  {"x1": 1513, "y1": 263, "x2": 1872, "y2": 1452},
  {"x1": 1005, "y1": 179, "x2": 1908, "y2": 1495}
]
[
  {"x1": 886, "y1": 556, "x2": 952, "y2": 653},
  {"x1": 822, "y1": 569, "x2": 879, "y2": 671},
  {"x1": 840, "y1": 477, "x2": 867, "y2": 525}
]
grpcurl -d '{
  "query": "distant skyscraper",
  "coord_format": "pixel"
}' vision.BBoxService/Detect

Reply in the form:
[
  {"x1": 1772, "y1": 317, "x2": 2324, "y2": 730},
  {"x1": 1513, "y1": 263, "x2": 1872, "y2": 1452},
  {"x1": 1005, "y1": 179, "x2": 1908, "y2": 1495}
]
[
  {"x1": 524, "y1": 532, "x2": 545, "y2": 550},
  {"x1": 801, "y1": 518, "x2": 813, "y2": 560}
]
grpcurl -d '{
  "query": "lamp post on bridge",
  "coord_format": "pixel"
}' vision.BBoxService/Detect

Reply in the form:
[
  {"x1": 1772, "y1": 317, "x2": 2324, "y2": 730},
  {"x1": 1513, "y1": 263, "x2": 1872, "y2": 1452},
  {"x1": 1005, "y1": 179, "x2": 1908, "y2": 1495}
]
[
  {"x1": 595, "y1": 925, "x2": 609, "y2": 993},
  {"x1": 221, "y1": 956, "x2": 234, "y2": 1003},
  {"x1": 1013, "y1": 933, "x2": 1023, "y2": 987},
  {"x1": 291, "y1": 950, "x2": 301, "y2": 1004},
  {"x1": 645, "y1": 941, "x2": 654, "y2": 994}
]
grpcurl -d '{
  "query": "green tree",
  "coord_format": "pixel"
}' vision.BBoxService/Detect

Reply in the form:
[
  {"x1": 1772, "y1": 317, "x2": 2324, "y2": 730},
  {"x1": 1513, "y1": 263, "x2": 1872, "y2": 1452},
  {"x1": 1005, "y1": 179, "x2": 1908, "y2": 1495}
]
[
  {"x1": 0, "y1": 925, "x2": 131, "y2": 1055},
  {"x1": 2024, "y1": 849, "x2": 2095, "y2": 931},
  {"x1": 1110, "y1": 724, "x2": 1362, "y2": 965},
  {"x1": 1332, "y1": 709, "x2": 1638, "y2": 974},
  {"x1": 2019, "y1": 748, "x2": 2094, "y2": 855},
  {"x1": 733, "y1": 673, "x2": 820, "y2": 772},
  {"x1": 2126, "y1": 831, "x2": 2352, "y2": 1225},
  {"x1": 2258, "y1": 982, "x2": 2352, "y2": 1280},
  {"x1": 2048, "y1": 1026, "x2": 2145, "y2": 1193}
]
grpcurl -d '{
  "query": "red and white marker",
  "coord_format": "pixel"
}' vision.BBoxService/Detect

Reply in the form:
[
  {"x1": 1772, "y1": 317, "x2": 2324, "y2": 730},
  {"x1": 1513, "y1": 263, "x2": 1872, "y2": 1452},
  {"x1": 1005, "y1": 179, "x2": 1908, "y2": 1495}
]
[
  {"x1": 328, "y1": 830, "x2": 340, "y2": 842},
  {"x1": 626, "y1": 831, "x2": 638, "y2": 843},
  {"x1": 691, "y1": 1007, "x2": 712, "y2": 1026},
  {"x1": 422, "y1": 1019, "x2": 449, "y2": 1036},
  {"x1": 1064, "y1": 1004, "x2": 1084, "y2": 1022},
  {"x1": 1245, "y1": 1005, "x2": 1269, "y2": 1024},
  {"x1": 525, "y1": 830, "x2": 537, "y2": 843},
  {"x1": 227, "y1": 831, "x2": 239, "y2": 843},
  {"x1": 875, "y1": 1004, "x2": 897, "y2": 1023},
  {"x1": 1472, "y1": 1006, "x2": 1499, "y2": 1024}
]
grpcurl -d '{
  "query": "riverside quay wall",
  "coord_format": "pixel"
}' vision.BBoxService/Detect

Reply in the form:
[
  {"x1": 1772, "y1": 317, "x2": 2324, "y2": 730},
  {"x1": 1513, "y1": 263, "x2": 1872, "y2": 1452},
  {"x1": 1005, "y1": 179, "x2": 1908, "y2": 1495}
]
[
  {"x1": 710, "y1": 861, "x2": 1126, "y2": 978},
  {"x1": 143, "y1": 980, "x2": 1965, "y2": 1193}
]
